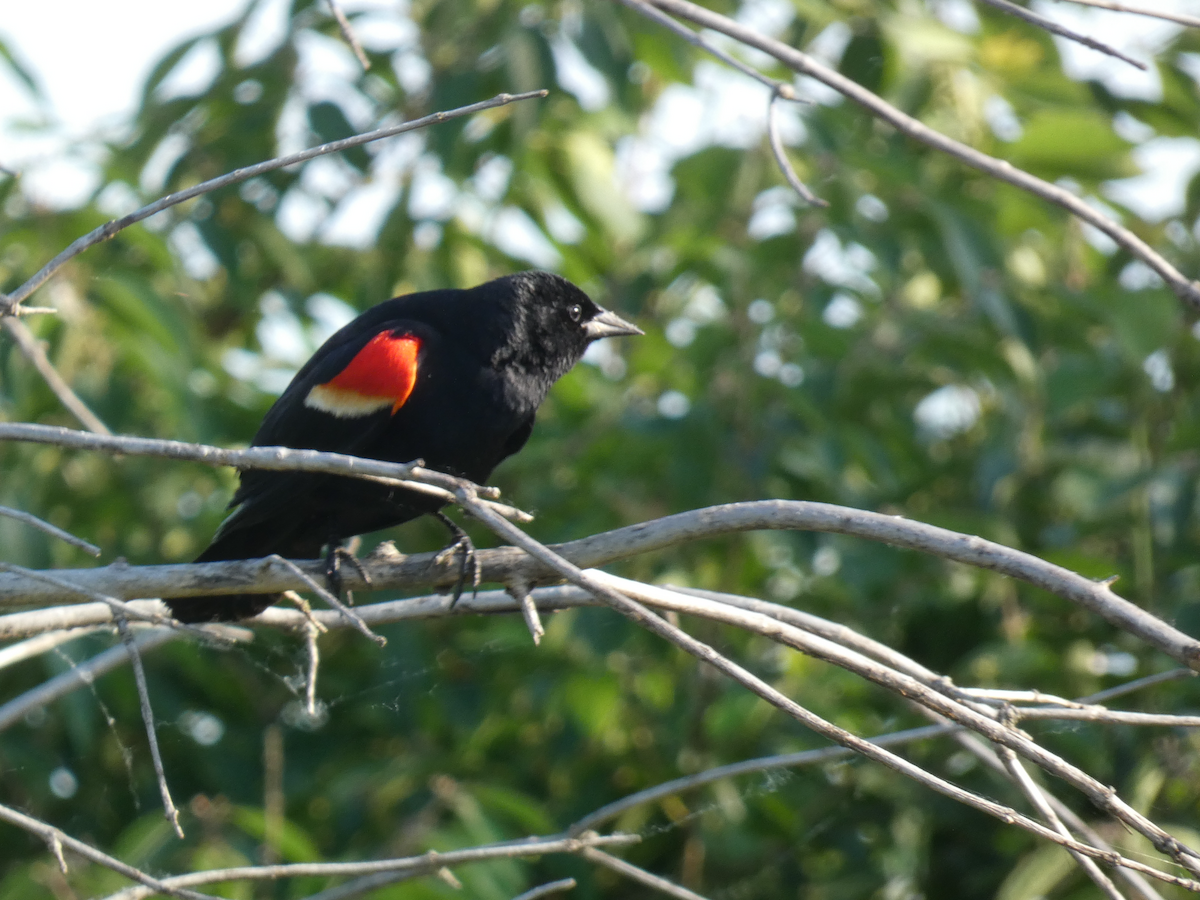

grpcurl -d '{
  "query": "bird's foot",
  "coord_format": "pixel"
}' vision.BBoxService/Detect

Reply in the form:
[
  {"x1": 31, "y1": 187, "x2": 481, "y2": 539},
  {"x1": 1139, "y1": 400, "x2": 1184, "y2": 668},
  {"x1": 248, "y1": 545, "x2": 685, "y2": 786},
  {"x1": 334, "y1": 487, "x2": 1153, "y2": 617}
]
[
  {"x1": 433, "y1": 512, "x2": 481, "y2": 606},
  {"x1": 324, "y1": 539, "x2": 371, "y2": 605}
]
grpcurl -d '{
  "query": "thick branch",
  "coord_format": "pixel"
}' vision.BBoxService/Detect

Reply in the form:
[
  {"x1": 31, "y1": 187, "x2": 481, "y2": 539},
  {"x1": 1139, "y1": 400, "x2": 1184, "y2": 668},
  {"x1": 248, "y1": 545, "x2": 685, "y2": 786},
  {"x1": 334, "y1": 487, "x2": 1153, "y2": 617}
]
[{"x1": 1, "y1": 491, "x2": 1195, "y2": 670}]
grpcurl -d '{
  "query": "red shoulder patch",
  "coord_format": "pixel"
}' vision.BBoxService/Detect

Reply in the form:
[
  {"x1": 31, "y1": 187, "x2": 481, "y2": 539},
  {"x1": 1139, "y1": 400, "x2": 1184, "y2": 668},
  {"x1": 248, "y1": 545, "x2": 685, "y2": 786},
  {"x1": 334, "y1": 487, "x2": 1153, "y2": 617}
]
[{"x1": 304, "y1": 332, "x2": 422, "y2": 418}]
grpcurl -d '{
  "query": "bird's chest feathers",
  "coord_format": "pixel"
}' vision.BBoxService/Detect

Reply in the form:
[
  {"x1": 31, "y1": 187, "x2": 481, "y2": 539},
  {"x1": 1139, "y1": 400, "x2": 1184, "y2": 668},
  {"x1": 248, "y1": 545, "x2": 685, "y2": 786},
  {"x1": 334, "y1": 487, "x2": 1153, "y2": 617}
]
[{"x1": 304, "y1": 332, "x2": 422, "y2": 418}]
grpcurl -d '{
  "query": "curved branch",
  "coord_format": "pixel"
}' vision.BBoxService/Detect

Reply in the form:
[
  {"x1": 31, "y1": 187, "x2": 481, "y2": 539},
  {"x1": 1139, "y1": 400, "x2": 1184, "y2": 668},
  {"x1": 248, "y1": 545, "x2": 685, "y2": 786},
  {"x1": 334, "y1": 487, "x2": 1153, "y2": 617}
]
[
  {"x1": 0, "y1": 91, "x2": 548, "y2": 315},
  {"x1": 628, "y1": 0, "x2": 1200, "y2": 309},
  {"x1": 1, "y1": 489, "x2": 1194, "y2": 669}
]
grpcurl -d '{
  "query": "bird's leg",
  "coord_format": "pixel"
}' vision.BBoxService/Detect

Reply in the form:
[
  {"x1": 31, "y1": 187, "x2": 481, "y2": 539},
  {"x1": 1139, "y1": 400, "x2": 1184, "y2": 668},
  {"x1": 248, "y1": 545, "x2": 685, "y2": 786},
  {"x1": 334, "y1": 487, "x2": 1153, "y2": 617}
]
[
  {"x1": 433, "y1": 512, "x2": 481, "y2": 606},
  {"x1": 324, "y1": 536, "x2": 370, "y2": 605}
]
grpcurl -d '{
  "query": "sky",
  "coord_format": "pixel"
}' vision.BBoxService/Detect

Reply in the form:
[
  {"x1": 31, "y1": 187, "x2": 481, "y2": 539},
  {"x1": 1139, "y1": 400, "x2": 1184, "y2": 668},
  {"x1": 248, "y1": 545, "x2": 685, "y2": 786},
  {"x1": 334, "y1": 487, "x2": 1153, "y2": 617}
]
[{"x1": 1, "y1": 1, "x2": 1198, "y2": 226}]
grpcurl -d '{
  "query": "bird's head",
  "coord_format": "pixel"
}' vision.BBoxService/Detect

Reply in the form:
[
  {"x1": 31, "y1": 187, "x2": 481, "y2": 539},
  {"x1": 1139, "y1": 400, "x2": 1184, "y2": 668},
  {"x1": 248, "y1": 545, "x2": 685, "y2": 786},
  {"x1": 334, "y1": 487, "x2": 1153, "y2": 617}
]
[{"x1": 487, "y1": 271, "x2": 642, "y2": 379}]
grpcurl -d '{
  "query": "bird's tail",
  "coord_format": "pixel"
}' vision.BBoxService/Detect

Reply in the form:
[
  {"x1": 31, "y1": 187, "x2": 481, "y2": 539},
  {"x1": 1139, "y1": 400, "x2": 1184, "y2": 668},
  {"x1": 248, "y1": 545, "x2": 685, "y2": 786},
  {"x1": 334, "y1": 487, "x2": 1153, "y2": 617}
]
[{"x1": 166, "y1": 516, "x2": 322, "y2": 623}]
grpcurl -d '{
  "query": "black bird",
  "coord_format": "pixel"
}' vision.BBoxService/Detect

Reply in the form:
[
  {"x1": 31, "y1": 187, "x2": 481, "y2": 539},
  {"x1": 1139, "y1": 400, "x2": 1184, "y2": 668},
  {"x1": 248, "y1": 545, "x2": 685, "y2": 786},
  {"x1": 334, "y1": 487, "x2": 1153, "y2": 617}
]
[{"x1": 168, "y1": 271, "x2": 641, "y2": 622}]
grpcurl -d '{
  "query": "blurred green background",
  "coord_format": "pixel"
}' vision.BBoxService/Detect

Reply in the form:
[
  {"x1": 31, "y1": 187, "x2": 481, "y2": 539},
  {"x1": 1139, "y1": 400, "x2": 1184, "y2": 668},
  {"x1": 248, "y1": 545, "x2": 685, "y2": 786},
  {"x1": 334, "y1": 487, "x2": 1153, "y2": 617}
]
[{"x1": 3, "y1": 0, "x2": 1200, "y2": 896}]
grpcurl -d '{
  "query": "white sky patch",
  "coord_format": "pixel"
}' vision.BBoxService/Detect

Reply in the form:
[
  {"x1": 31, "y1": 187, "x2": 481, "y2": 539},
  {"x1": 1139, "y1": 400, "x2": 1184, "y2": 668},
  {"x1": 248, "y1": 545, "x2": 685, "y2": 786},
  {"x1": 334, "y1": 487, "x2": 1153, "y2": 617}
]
[
  {"x1": 156, "y1": 38, "x2": 222, "y2": 101},
  {"x1": 658, "y1": 390, "x2": 691, "y2": 419},
  {"x1": 1104, "y1": 137, "x2": 1200, "y2": 223},
  {"x1": 276, "y1": 188, "x2": 329, "y2": 243},
  {"x1": 170, "y1": 222, "x2": 222, "y2": 280},
  {"x1": 488, "y1": 206, "x2": 562, "y2": 268},
  {"x1": 544, "y1": 201, "x2": 586, "y2": 244},
  {"x1": 19, "y1": 154, "x2": 102, "y2": 210},
  {"x1": 321, "y1": 180, "x2": 402, "y2": 248},
  {"x1": 823, "y1": 293, "x2": 863, "y2": 329},
  {"x1": 914, "y1": 385, "x2": 981, "y2": 439},
  {"x1": 803, "y1": 229, "x2": 879, "y2": 295},
  {"x1": 306, "y1": 293, "x2": 357, "y2": 343},
  {"x1": 927, "y1": 0, "x2": 980, "y2": 34},
  {"x1": 235, "y1": 0, "x2": 289, "y2": 66},
  {"x1": 551, "y1": 36, "x2": 610, "y2": 111},
  {"x1": 748, "y1": 186, "x2": 797, "y2": 240},
  {"x1": 1031, "y1": 0, "x2": 1185, "y2": 100},
  {"x1": 1143, "y1": 349, "x2": 1175, "y2": 392},
  {"x1": 408, "y1": 157, "x2": 458, "y2": 220}
]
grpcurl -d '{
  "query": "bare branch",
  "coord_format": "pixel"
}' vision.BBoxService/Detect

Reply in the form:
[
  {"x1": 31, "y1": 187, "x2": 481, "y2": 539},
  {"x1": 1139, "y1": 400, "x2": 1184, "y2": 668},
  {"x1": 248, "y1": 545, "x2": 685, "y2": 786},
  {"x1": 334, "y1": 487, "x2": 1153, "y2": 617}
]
[
  {"x1": 1047, "y1": 0, "x2": 1200, "y2": 28},
  {"x1": 766, "y1": 91, "x2": 827, "y2": 207},
  {"x1": 1, "y1": 318, "x2": 110, "y2": 434},
  {"x1": 0, "y1": 503, "x2": 100, "y2": 556},
  {"x1": 326, "y1": 0, "x2": 370, "y2": 70},
  {"x1": 0, "y1": 91, "x2": 548, "y2": 315},
  {"x1": 976, "y1": 0, "x2": 1147, "y2": 69},
  {"x1": 611, "y1": 0, "x2": 784, "y2": 92},
  {"x1": 0, "y1": 630, "x2": 179, "y2": 732},
  {"x1": 114, "y1": 615, "x2": 183, "y2": 837},
  {"x1": 99, "y1": 833, "x2": 638, "y2": 900},
  {"x1": 997, "y1": 746, "x2": 1127, "y2": 899},
  {"x1": 581, "y1": 847, "x2": 711, "y2": 900},
  {"x1": 268, "y1": 554, "x2": 384, "y2": 645},
  {"x1": 0, "y1": 627, "x2": 105, "y2": 672},
  {"x1": 571, "y1": 723, "x2": 955, "y2": 834},
  {"x1": 0, "y1": 446, "x2": 1191, "y2": 669},
  {"x1": 461, "y1": 504, "x2": 1200, "y2": 883},
  {"x1": 512, "y1": 879, "x2": 578, "y2": 900},
  {"x1": 625, "y1": 0, "x2": 1200, "y2": 309},
  {"x1": 0, "y1": 801, "x2": 220, "y2": 899}
]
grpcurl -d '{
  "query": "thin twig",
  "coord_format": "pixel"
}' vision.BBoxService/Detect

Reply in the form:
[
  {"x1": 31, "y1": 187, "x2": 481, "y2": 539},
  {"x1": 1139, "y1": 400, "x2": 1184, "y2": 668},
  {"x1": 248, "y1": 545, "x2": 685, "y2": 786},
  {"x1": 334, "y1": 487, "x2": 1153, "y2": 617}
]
[
  {"x1": 114, "y1": 615, "x2": 183, "y2": 837},
  {"x1": 998, "y1": 746, "x2": 1127, "y2": 899},
  {"x1": 581, "y1": 848, "x2": 710, "y2": 900},
  {"x1": 0, "y1": 423, "x2": 522, "y2": 520},
  {"x1": 628, "y1": 0, "x2": 1200, "y2": 308},
  {"x1": 326, "y1": 0, "x2": 370, "y2": 69},
  {"x1": 571, "y1": 723, "x2": 955, "y2": 834},
  {"x1": 976, "y1": 0, "x2": 1146, "y2": 69},
  {"x1": 0, "y1": 628, "x2": 183, "y2": 732},
  {"x1": 611, "y1": 0, "x2": 786, "y2": 92},
  {"x1": 1047, "y1": 0, "x2": 1200, "y2": 28},
  {"x1": 507, "y1": 581, "x2": 544, "y2": 644},
  {"x1": 0, "y1": 504, "x2": 100, "y2": 556},
  {"x1": 1010, "y1": 707, "x2": 1200, "y2": 727},
  {"x1": 1077, "y1": 668, "x2": 1195, "y2": 704},
  {"x1": 267, "y1": 555, "x2": 384, "y2": 645},
  {"x1": 0, "y1": 91, "x2": 548, "y2": 315},
  {"x1": 767, "y1": 91, "x2": 827, "y2": 207},
  {"x1": 512, "y1": 879, "x2": 578, "y2": 900},
  {"x1": 304, "y1": 621, "x2": 320, "y2": 716},
  {"x1": 1, "y1": 318, "x2": 111, "y2": 434},
  {"x1": 99, "y1": 833, "x2": 638, "y2": 900},
  {"x1": 0, "y1": 627, "x2": 104, "y2": 672},
  {"x1": 0, "y1": 802, "x2": 219, "y2": 899},
  {"x1": 953, "y1": 730, "x2": 1166, "y2": 900}
]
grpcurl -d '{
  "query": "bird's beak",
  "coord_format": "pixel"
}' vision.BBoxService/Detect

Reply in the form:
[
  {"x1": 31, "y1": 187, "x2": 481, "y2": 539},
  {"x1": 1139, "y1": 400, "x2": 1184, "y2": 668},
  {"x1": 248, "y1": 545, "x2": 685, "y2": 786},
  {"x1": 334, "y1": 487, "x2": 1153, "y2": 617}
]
[{"x1": 584, "y1": 308, "x2": 643, "y2": 340}]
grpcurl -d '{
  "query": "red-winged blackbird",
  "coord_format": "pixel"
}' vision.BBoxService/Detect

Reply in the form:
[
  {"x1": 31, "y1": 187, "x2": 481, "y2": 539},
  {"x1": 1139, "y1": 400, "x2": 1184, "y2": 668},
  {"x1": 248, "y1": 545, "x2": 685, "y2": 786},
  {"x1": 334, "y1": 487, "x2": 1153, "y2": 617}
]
[{"x1": 168, "y1": 271, "x2": 641, "y2": 622}]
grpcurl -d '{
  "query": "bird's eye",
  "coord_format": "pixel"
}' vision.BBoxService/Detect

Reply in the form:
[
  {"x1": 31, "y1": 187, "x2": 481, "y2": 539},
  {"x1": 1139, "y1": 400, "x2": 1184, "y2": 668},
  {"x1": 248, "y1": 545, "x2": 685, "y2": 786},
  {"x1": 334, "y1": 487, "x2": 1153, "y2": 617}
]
[{"x1": 568, "y1": 303, "x2": 583, "y2": 322}]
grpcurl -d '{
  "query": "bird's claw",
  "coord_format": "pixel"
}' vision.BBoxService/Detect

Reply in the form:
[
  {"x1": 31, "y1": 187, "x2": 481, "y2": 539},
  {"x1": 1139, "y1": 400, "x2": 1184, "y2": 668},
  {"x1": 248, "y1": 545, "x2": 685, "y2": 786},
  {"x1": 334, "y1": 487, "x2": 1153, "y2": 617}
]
[
  {"x1": 434, "y1": 513, "x2": 481, "y2": 607},
  {"x1": 325, "y1": 542, "x2": 371, "y2": 605}
]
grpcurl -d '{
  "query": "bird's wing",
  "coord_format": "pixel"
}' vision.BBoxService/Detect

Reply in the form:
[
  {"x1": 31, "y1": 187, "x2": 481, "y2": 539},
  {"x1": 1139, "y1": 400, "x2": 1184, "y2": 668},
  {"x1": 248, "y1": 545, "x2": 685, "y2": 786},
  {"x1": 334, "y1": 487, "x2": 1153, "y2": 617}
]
[{"x1": 227, "y1": 319, "x2": 442, "y2": 511}]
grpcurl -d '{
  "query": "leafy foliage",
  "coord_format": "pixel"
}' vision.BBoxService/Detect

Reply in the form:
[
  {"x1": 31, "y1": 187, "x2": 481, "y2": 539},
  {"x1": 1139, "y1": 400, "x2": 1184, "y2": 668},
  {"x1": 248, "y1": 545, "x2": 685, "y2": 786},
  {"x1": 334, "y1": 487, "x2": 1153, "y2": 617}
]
[{"x1": 3, "y1": 0, "x2": 1200, "y2": 897}]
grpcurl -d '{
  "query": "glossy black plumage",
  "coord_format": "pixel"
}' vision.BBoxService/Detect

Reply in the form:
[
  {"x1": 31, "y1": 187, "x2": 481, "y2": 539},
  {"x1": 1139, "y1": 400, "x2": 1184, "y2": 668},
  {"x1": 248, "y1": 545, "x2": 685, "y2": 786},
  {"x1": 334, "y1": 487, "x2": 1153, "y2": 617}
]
[{"x1": 168, "y1": 271, "x2": 640, "y2": 622}]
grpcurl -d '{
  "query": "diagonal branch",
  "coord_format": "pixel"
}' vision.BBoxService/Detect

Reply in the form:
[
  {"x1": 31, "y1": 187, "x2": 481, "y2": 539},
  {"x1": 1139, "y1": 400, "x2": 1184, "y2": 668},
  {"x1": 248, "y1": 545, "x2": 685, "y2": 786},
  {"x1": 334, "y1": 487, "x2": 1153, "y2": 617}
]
[
  {"x1": 1, "y1": 318, "x2": 110, "y2": 434},
  {"x1": 0, "y1": 503, "x2": 100, "y2": 556},
  {"x1": 0, "y1": 91, "x2": 547, "y2": 316},
  {"x1": 1048, "y1": 0, "x2": 1200, "y2": 28},
  {"x1": 975, "y1": 0, "x2": 1147, "y2": 69},
  {"x1": 621, "y1": 0, "x2": 1200, "y2": 309}
]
